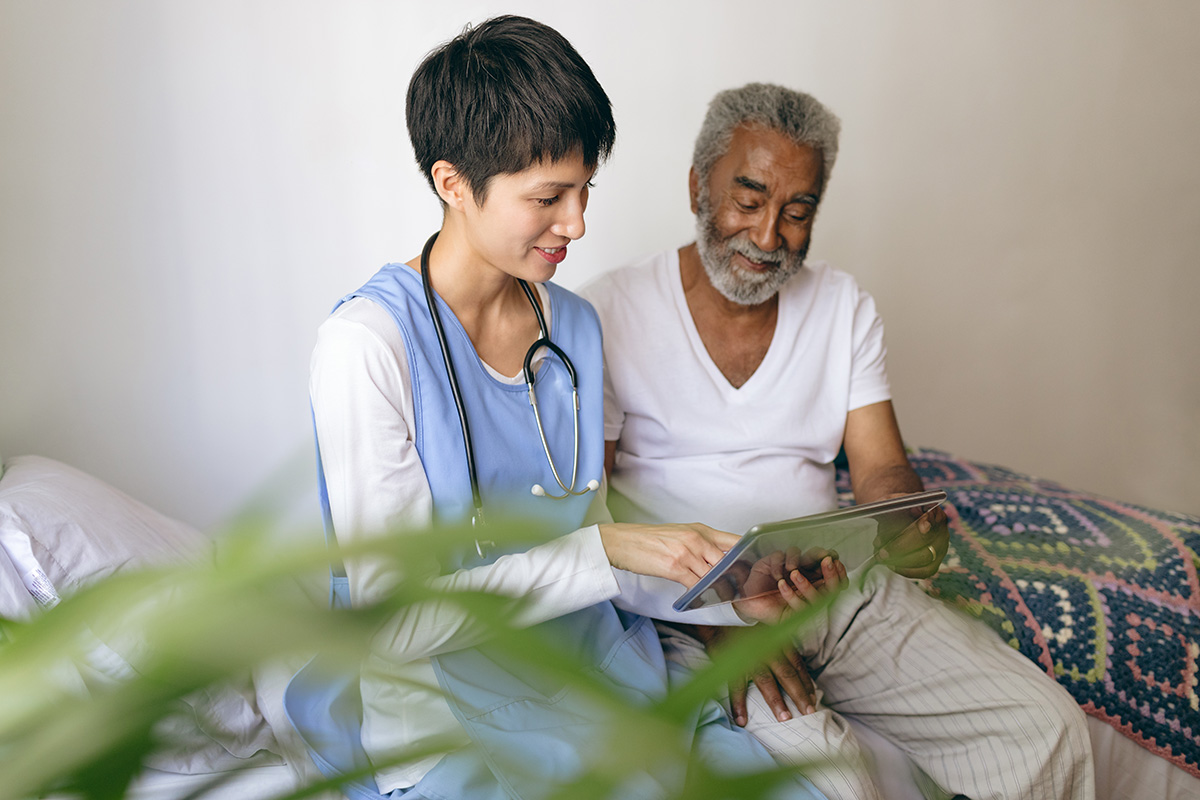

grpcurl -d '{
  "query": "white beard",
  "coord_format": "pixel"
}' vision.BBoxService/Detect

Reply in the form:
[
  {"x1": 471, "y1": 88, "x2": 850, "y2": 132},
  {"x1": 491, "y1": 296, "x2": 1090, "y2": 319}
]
[{"x1": 694, "y1": 194, "x2": 808, "y2": 306}]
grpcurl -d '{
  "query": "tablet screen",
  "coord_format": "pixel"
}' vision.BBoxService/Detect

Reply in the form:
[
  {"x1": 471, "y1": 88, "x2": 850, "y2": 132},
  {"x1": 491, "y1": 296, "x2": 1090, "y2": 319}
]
[{"x1": 672, "y1": 490, "x2": 947, "y2": 612}]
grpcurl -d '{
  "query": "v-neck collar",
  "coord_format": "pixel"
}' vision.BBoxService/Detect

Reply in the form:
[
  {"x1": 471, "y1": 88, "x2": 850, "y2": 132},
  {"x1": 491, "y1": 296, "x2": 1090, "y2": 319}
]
[
  {"x1": 668, "y1": 250, "x2": 786, "y2": 398},
  {"x1": 433, "y1": 278, "x2": 554, "y2": 389}
]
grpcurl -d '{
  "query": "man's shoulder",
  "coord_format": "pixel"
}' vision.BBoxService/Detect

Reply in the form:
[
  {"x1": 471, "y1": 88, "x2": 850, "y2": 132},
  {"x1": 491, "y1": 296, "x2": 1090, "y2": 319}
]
[
  {"x1": 577, "y1": 249, "x2": 675, "y2": 311},
  {"x1": 541, "y1": 279, "x2": 602, "y2": 331}
]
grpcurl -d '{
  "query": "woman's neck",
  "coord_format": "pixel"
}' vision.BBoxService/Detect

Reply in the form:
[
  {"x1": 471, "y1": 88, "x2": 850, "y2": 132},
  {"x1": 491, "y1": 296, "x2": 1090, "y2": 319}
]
[{"x1": 407, "y1": 220, "x2": 542, "y2": 376}]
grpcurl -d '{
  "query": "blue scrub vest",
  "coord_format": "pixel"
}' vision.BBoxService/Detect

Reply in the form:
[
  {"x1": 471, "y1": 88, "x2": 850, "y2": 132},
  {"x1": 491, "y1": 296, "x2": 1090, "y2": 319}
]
[{"x1": 285, "y1": 263, "x2": 824, "y2": 800}]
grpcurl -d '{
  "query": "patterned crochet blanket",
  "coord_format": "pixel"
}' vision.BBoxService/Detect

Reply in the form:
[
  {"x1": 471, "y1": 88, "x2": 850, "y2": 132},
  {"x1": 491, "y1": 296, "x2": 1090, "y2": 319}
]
[{"x1": 838, "y1": 449, "x2": 1200, "y2": 777}]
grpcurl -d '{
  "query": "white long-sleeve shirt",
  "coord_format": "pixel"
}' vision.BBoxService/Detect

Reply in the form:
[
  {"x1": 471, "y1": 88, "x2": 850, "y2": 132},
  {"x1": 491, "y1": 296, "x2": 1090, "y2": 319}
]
[{"x1": 310, "y1": 289, "x2": 742, "y2": 791}]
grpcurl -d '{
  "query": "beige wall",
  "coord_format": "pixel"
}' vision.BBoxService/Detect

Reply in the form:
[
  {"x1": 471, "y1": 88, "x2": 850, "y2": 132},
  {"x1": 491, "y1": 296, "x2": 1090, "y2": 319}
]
[{"x1": 1, "y1": 0, "x2": 1197, "y2": 526}]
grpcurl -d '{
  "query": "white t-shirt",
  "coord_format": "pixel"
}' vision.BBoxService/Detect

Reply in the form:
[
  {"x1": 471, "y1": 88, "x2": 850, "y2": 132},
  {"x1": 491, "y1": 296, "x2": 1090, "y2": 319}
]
[
  {"x1": 310, "y1": 287, "x2": 742, "y2": 791},
  {"x1": 580, "y1": 250, "x2": 892, "y2": 535}
]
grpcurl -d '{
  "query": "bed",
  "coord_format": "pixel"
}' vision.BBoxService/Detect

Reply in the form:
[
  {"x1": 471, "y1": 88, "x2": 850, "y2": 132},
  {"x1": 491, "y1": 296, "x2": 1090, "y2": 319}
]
[
  {"x1": 0, "y1": 454, "x2": 334, "y2": 800},
  {"x1": 2, "y1": 449, "x2": 1197, "y2": 799},
  {"x1": 837, "y1": 449, "x2": 1200, "y2": 800}
]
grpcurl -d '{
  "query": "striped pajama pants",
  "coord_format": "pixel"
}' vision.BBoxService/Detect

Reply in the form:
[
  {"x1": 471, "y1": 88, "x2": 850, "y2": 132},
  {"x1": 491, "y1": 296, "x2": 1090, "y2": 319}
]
[{"x1": 660, "y1": 567, "x2": 1095, "y2": 800}]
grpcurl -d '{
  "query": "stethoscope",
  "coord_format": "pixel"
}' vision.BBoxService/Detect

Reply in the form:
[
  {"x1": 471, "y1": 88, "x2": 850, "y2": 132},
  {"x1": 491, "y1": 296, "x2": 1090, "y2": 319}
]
[{"x1": 419, "y1": 232, "x2": 599, "y2": 553}]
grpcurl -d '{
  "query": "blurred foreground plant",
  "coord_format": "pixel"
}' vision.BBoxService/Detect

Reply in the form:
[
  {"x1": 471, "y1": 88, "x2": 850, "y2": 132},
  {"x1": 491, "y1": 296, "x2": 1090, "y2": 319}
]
[{"x1": 0, "y1": 502, "x2": 842, "y2": 800}]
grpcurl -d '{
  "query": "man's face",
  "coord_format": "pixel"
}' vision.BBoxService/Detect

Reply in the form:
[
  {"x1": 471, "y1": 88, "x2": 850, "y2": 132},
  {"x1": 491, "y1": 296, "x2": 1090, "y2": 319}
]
[{"x1": 691, "y1": 125, "x2": 824, "y2": 306}]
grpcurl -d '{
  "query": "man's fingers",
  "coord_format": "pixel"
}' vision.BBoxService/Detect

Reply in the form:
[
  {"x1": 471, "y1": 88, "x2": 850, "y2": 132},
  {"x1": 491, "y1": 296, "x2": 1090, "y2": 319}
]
[
  {"x1": 777, "y1": 673, "x2": 816, "y2": 716},
  {"x1": 777, "y1": 575, "x2": 808, "y2": 610},
  {"x1": 728, "y1": 679, "x2": 749, "y2": 727},
  {"x1": 820, "y1": 556, "x2": 844, "y2": 591},
  {"x1": 883, "y1": 539, "x2": 945, "y2": 578},
  {"x1": 752, "y1": 670, "x2": 792, "y2": 722},
  {"x1": 769, "y1": 659, "x2": 816, "y2": 716},
  {"x1": 787, "y1": 570, "x2": 822, "y2": 604},
  {"x1": 784, "y1": 546, "x2": 805, "y2": 575}
]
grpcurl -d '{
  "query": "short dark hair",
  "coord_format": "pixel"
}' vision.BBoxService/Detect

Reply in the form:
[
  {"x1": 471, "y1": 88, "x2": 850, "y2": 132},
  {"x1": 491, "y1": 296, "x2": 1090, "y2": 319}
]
[{"x1": 406, "y1": 15, "x2": 616, "y2": 205}]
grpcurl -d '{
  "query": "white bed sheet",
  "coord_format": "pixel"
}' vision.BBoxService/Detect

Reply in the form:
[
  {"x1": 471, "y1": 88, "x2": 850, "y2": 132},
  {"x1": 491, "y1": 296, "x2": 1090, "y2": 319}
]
[
  {"x1": 1088, "y1": 716, "x2": 1200, "y2": 800},
  {"x1": 122, "y1": 764, "x2": 304, "y2": 800}
]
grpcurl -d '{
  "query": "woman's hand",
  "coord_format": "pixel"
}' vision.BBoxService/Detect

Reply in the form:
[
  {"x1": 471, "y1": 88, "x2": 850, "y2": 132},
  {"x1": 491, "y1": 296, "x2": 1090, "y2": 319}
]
[{"x1": 598, "y1": 522, "x2": 740, "y2": 587}]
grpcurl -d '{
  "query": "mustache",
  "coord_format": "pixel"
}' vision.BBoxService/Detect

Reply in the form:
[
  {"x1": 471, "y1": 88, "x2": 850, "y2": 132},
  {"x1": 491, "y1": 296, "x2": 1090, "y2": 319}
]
[
  {"x1": 726, "y1": 238, "x2": 783, "y2": 265},
  {"x1": 725, "y1": 235, "x2": 807, "y2": 267}
]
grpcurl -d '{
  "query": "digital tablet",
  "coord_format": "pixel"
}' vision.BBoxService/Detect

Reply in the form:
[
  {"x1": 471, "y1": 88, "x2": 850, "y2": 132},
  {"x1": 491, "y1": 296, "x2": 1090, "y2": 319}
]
[{"x1": 672, "y1": 490, "x2": 948, "y2": 612}]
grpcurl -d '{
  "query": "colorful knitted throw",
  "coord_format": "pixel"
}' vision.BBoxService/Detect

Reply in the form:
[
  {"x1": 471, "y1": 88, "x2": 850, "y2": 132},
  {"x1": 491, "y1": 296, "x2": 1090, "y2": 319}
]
[{"x1": 837, "y1": 449, "x2": 1200, "y2": 777}]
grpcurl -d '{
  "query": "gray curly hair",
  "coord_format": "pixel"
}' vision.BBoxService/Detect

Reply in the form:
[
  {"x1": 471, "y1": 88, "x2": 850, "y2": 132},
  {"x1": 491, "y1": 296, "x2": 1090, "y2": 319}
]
[{"x1": 692, "y1": 83, "x2": 841, "y2": 198}]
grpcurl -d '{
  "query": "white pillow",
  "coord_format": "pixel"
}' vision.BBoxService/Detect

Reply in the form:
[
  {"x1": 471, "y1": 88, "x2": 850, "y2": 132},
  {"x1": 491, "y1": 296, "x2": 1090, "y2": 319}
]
[
  {"x1": 0, "y1": 544, "x2": 38, "y2": 623},
  {"x1": 0, "y1": 456, "x2": 209, "y2": 591},
  {"x1": 0, "y1": 455, "x2": 283, "y2": 773}
]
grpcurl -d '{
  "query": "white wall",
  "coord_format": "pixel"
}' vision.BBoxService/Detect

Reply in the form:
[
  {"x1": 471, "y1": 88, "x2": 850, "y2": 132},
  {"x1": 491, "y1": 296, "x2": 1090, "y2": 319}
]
[{"x1": 2, "y1": 0, "x2": 1197, "y2": 527}]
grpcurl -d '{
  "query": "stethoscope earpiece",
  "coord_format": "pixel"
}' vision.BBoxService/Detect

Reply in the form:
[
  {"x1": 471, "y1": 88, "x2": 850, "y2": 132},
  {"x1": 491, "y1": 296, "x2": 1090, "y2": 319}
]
[{"x1": 531, "y1": 479, "x2": 599, "y2": 499}]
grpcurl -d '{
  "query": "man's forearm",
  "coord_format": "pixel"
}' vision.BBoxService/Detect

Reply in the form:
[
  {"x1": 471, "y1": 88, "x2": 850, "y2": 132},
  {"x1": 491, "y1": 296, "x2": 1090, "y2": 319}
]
[{"x1": 852, "y1": 462, "x2": 925, "y2": 505}]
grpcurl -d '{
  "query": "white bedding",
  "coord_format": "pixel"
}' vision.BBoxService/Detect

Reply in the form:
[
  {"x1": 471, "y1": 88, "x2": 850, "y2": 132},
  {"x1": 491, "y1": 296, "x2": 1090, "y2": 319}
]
[
  {"x1": 1088, "y1": 716, "x2": 1200, "y2": 800},
  {"x1": 87, "y1": 765, "x2": 300, "y2": 800}
]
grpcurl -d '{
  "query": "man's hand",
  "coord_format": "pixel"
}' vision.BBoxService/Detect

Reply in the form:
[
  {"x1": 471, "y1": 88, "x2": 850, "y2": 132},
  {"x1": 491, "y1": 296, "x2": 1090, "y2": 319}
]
[
  {"x1": 696, "y1": 625, "x2": 818, "y2": 726},
  {"x1": 709, "y1": 549, "x2": 844, "y2": 726},
  {"x1": 875, "y1": 500, "x2": 949, "y2": 579},
  {"x1": 732, "y1": 549, "x2": 847, "y2": 624}
]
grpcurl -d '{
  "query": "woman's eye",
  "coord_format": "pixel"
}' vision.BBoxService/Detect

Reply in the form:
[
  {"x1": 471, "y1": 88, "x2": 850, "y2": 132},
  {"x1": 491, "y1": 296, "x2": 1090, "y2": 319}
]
[{"x1": 536, "y1": 196, "x2": 559, "y2": 207}]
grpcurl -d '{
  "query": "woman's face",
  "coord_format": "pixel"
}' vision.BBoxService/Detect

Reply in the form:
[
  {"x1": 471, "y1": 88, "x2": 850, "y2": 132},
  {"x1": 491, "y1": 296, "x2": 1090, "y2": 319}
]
[{"x1": 458, "y1": 152, "x2": 594, "y2": 284}]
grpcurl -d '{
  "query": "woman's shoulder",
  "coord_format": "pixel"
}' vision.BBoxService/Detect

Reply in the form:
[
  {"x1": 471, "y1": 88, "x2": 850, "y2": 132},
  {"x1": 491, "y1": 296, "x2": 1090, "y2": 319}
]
[{"x1": 315, "y1": 296, "x2": 410, "y2": 374}]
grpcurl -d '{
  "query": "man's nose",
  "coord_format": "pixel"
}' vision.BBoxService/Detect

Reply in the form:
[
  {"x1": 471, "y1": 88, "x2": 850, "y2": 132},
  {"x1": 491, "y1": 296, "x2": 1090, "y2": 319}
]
[{"x1": 749, "y1": 209, "x2": 782, "y2": 253}]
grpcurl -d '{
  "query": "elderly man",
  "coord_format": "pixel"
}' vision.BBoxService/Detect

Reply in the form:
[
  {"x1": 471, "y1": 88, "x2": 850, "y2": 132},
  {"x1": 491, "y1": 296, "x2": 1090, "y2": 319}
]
[{"x1": 581, "y1": 84, "x2": 1094, "y2": 800}]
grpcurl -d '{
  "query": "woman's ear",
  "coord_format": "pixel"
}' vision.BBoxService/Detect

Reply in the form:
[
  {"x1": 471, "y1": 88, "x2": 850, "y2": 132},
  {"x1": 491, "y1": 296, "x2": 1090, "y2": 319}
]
[{"x1": 431, "y1": 160, "x2": 471, "y2": 210}]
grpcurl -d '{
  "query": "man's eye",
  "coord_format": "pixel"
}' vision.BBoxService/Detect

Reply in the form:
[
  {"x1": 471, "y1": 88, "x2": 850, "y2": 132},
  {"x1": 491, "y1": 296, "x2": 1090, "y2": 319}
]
[
  {"x1": 734, "y1": 199, "x2": 758, "y2": 212},
  {"x1": 537, "y1": 196, "x2": 559, "y2": 207}
]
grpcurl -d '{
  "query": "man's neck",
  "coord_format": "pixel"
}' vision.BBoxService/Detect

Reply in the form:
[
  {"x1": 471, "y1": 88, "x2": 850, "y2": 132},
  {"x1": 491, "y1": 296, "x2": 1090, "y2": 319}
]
[{"x1": 677, "y1": 243, "x2": 779, "y2": 389}]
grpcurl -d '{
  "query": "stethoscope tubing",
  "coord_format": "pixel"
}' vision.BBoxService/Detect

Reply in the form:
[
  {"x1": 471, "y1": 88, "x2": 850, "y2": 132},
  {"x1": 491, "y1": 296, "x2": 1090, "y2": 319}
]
[
  {"x1": 420, "y1": 232, "x2": 487, "y2": 526},
  {"x1": 419, "y1": 231, "x2": 594, "y2": 538}
]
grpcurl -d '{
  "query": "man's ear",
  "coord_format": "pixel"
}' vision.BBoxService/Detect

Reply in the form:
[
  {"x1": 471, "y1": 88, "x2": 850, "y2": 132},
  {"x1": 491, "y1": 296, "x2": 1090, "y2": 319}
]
[
  {"x1": 432, "y1": 160, "x2": 471, "y2": 211},
  {"x1": 688, "y1": 167, "x2": 700, "y2": 214}
]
